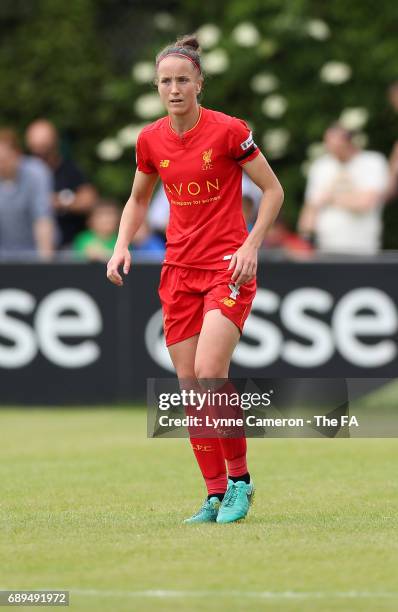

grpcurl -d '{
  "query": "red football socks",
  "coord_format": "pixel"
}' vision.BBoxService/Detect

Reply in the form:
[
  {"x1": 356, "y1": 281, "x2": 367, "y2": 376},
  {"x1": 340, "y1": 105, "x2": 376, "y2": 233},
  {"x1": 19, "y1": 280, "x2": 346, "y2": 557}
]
[
  {"x1": 189, "y1": 438, "x2": 228, "y2": 495},
  {"x1": 188, "y1": 380, "x2": 249, "y2": 493},
  {"x1": 219, "y1": 436, "x2": 248, "y2": 477},
  {"x1": 209, "y1": 380, "x2": 248, "y2": 478}
]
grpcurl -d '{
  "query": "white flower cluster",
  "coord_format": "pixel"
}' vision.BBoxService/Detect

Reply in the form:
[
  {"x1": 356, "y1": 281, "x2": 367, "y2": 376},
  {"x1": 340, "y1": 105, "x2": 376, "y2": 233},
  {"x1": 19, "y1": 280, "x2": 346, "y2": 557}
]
[
  {"x1": 134, "y1": 93, "x2": 164, "y2": 119},
  {"x1": 98, "y1": 118, "x2": 156, "y2": 161},
  {"x1": 250, "y1": 73, "x2": 279, "y2": 94},
  {"x1": 196, "y1": 24, "x2": 221, "y2": 49},
  {"x1": 132, "y1": 62, "x2": 155, "y2": 84},
  {"x1": 320, "y1": 61, "x2": 352, "y2": 84},
  {"x1": 202, "y1": 49, "x2": 229, "y2": 74},
  {"x1": 262, "y1": 128, "x2": 290, "y2": 159},
  {"x1": 306, "y1": 19, "x2": 330, "y2": 40},
  {"x1": 232, "y1": 22, "x2": 260, "y2": 47},
  {"x1": 96, "y1": 139, "x2": 123, "y2": 161},
  {"x1": 97, "y1": 121, "x2": 148, "y2": 161},
  {"x1": 117, "y1": 124, "x2": 147, "y2": 147},
  {"x1": 261, "y1": 95, "x2": 288, "y2": 119},
  {"x1": 339, "y1": 107, "x2": 369, "y2": 131}
]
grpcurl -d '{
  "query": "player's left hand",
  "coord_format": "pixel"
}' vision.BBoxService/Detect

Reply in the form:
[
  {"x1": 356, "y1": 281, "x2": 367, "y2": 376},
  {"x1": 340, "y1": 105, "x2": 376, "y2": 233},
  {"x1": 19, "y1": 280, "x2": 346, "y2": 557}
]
[{"x1": 228, "y1": 242, "x2": 258, "y2": 286}]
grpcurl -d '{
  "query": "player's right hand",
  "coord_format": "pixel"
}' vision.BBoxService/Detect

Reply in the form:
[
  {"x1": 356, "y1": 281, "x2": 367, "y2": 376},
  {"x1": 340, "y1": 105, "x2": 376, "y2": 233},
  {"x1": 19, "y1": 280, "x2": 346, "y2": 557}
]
[{"x1": 106, "y1": 248, "x2": 131, "y2": 287}]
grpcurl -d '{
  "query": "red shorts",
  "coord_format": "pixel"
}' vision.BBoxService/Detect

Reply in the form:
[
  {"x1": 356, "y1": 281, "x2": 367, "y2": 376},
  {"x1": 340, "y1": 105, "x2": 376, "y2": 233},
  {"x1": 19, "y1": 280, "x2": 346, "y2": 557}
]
[{"x1": 158, "y1": 265, "x2": 256, "y2": 346}]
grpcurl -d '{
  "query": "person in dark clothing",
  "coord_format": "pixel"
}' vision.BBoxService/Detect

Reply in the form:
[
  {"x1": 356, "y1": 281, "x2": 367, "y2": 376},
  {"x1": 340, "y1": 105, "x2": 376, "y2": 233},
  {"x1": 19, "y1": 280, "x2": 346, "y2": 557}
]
[{"x1": 25, "y1": 119, "x2": 97, "y2": 247}]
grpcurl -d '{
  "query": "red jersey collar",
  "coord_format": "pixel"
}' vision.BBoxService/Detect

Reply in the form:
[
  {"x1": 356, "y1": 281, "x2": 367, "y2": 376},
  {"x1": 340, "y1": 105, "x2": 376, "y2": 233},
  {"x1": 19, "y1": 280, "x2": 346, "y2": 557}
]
[{"x1": 167, "y1": 106, "x2": 204, "y2": 140}]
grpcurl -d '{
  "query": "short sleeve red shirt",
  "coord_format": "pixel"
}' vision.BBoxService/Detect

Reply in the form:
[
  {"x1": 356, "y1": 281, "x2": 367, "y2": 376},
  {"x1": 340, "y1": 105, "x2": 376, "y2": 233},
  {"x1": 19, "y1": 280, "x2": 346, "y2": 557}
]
[{"x1": 136, "y1": 106, "x2": 261, "y2": 269}]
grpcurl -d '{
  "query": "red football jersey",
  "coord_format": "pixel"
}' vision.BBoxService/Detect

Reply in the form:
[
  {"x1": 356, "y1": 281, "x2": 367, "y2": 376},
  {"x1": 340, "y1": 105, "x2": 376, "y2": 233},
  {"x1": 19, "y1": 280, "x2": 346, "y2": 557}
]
[{"x1": 136, "y1": 106, "x2": 261, "y2": 269}]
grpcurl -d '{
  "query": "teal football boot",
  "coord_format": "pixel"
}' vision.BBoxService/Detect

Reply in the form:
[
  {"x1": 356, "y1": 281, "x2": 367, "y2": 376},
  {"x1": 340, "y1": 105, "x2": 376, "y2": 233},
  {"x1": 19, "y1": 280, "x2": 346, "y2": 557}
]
[
  {"x1": 183, "y1": 496, "x2": 221, "y2": 524},
  {"x1": 216, "y1": 479, "x2": 255, "y2": 524}
]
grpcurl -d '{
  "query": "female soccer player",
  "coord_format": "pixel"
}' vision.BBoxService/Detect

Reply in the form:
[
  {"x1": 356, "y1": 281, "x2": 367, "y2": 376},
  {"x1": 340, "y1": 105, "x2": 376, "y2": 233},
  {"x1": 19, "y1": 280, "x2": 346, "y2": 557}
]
[{"x1": 107, "y1": 35, "x2": 284, "y2": 524}]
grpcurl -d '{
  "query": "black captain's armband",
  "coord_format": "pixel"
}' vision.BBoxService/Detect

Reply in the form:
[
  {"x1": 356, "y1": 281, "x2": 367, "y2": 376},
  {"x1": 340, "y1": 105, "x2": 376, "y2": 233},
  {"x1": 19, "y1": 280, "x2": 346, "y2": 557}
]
[{"x1": 235, "y1": 144, "x2": 258, "y2": 162}]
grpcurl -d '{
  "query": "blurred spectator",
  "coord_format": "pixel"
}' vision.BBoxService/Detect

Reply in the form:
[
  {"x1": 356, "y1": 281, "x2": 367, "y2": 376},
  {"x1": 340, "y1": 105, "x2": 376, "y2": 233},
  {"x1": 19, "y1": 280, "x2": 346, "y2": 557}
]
[
  {"x1": 265, "y1": 214, "x2": 313, "y2": 258},
  {"x1": 298, "y1": 124, "x2": 389, "y2": 255},
  {"x1": 147, "y1": 183, "x2": 169, "y2": 242},
  {"x1": 386, "y1": 81, "x2": 398, "y2": 200},
  {"x1": 131, "y1": 220, "x2": 165, "y2": 255},
  {"x1": 242, "y1": 195, "x2": 256, "y2": 231},
  {"x1": 0, "y1": 128, "x2": 54, "y2": 259},
  {"x1": 242, "y1": 173, "x2": 263, "y2": 232},
  {"x1": 25, "y1": 119, "x2": 97, "y2": 248},
  {"x1": 73, "y1": 200, "x2": 119, "y2": 261},
  {"x1": 242, "y1": 171, "x2": 263, "y2": 209}
]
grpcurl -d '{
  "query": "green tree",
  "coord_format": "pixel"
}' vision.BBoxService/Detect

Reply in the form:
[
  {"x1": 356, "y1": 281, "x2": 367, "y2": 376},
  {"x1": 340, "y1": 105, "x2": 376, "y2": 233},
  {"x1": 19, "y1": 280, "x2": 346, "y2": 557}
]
[{"x1": 0, "y1": 0, "x2": 107, "y2": 171}]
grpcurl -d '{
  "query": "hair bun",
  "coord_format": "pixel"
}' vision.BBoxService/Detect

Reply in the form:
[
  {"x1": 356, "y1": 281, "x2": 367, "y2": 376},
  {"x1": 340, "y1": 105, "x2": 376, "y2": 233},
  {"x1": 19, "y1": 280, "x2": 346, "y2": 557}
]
[{"x1": 176, "y1": 34, "x2": 200, "y2": 52}]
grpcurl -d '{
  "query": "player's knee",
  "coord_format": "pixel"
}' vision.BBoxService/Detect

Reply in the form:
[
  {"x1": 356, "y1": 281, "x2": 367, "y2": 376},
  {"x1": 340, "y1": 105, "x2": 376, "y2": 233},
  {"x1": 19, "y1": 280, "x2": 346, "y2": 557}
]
[
  {"x1": 177, "y1": 371, "x2": 196, "y2": 383},
  {"x1": 194, "y1": 360, "x2": 226, "y2": 381}
]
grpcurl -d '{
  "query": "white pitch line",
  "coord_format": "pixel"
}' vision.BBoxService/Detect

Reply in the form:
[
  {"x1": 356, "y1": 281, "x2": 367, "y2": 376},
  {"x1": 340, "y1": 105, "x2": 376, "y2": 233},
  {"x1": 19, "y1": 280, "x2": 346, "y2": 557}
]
[{"x1": 69, "y1": 588, "x2": 398, "y2": 600}]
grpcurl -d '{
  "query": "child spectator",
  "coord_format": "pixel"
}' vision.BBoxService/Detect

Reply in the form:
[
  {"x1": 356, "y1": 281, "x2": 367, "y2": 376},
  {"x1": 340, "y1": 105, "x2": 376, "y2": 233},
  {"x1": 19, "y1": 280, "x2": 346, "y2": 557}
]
[{"x1": 74, "y1": 200, "x2": 119, "y2": 261}]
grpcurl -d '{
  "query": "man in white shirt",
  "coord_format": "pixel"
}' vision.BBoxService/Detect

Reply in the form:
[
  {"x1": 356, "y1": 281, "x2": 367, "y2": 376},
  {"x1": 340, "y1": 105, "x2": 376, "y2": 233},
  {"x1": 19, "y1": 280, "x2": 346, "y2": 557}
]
[{"x1": 298, "y1": 124, "x2": 389, "y2": 254}]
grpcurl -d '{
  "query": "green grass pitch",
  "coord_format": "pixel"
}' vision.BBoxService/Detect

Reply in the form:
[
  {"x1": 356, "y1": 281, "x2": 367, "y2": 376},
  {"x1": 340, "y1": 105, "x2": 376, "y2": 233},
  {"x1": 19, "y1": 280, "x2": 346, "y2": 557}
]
[{"x1": 1, "y1": 387, "x2": 398, "y2": 611}]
